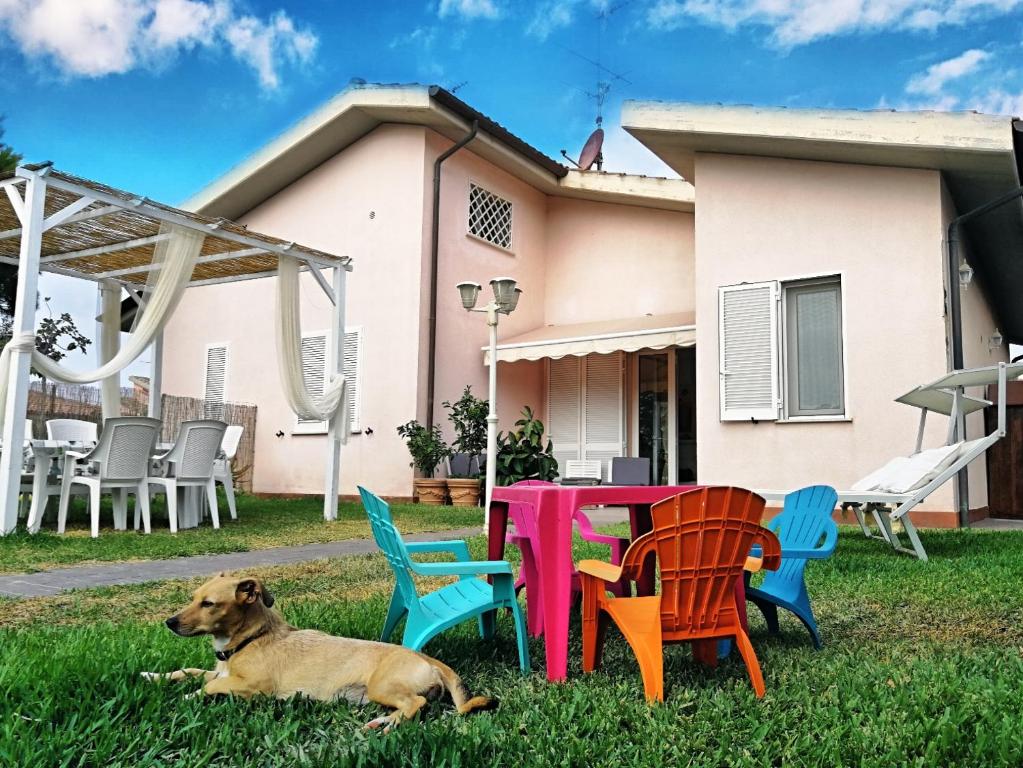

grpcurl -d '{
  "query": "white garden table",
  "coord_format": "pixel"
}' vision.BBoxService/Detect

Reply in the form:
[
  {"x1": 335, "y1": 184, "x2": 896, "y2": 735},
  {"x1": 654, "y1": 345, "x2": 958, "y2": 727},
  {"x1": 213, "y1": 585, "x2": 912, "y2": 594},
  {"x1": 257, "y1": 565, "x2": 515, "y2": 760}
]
[{"x1": 24, "y1": 440, "x2": 88, "y2": 533}]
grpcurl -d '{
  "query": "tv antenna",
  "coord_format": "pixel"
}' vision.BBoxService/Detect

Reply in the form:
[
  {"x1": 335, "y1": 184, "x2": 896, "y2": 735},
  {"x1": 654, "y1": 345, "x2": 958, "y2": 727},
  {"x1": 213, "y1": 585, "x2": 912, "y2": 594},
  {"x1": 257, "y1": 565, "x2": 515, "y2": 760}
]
[{"x1": 559, "y1": 1, "x2": 632, "y2": 171}]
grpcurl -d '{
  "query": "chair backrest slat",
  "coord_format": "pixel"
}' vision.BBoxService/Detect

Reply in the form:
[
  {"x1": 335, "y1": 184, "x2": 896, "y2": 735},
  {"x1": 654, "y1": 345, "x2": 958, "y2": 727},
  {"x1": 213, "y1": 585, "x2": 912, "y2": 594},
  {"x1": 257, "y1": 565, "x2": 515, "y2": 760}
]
[
  {"x1": 763, "y1": 485, "x2": 838, "y2": 592},
  {"x1": 358, "y1": 487, "x2": 418, "y2": 606},
  {"x1": 166, "y1": 420, "x2": 227, "y2": 481},
  {"x1": 46, "y1": 419, "x2": 98, "y2": 444},
  {"x1": 91, "y1": 417, "x2": 160, "y2": 481},
  {"x1": 610, "y1": 457, "x2": 651, "y2": 485},
  {"x1": 649, "y1": 487, "x2": 776, "y2": 635},
  {"x1": 221, "y1": 425, "x2": 244, "y2": 461}
]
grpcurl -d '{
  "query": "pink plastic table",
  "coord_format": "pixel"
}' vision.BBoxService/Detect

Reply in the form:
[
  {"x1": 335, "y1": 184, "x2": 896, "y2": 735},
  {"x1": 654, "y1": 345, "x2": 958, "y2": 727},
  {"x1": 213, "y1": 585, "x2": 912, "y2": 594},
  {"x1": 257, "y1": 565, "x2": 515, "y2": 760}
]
[{"x1": 489, "y1": 484, "x2": 699, "y2": 682}]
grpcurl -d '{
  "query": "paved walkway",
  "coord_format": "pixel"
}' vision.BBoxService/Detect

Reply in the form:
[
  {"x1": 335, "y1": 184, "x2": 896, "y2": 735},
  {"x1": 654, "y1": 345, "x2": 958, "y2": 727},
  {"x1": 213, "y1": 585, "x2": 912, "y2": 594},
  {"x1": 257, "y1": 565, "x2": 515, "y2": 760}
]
[
  {"x1": 0, "y1": 507, "x2": 632, "y2": 600},
  {"x1": 0, "y1": 527, "x2": 483, "y2": 599},
  {"x1": 974, "y1": 518, "x2": 1023, "y2": 531}
]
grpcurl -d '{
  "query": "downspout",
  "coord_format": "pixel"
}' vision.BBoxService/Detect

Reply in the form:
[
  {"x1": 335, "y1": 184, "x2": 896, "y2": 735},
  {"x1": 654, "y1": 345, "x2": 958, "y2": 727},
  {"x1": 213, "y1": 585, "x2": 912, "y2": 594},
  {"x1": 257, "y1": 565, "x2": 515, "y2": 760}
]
[
  {"x1": 426, "y1": 120, "x2": 478, "y2": 430},
  {"x1": 946, "y1": 183, "x2": 1023, "y2": 527}
]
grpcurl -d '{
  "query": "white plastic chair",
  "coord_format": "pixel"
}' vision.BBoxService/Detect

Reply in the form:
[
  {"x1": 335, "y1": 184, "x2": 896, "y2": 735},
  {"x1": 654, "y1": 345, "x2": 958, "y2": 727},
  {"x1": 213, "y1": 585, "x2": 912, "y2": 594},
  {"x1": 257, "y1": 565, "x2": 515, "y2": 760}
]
[
  {"x1": 57, "y1": 417, "x2": 159, "y2": 538},
  {"x1": 213, "y1": 425, "x2": 244, "y2": 520},
  {"x1": 561, "y1": 459, "x2": 603, "y2": 485},
  {"x1": 148, "y1": 420, "x2": 227, "y2": 533},
  {"x1": 46, "y1": 419, "x2": 98, "y2": 444}
]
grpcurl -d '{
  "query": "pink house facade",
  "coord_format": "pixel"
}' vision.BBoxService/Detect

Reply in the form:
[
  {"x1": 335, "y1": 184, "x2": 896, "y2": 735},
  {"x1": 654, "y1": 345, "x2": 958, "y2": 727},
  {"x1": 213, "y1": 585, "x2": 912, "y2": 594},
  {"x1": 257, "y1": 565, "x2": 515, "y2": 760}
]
[{"x1": 162, "y1": 84, "x2": 1023, "y2": 526}]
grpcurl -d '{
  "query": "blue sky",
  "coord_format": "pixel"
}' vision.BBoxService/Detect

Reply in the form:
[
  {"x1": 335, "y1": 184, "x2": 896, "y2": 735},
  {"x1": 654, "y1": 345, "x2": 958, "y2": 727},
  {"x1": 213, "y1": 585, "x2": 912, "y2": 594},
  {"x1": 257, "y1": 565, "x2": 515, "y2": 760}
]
[{"x1": 2, "y1": 0, "x2": 1023, "y2": 373}]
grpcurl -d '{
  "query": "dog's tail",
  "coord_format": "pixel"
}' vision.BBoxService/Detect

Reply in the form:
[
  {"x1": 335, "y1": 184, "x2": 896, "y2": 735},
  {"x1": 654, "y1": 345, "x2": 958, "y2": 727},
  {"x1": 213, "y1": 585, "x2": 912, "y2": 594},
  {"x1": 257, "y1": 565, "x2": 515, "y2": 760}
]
[{"x1": 428, "y1": 658, "x2": 499, "y2": 715}]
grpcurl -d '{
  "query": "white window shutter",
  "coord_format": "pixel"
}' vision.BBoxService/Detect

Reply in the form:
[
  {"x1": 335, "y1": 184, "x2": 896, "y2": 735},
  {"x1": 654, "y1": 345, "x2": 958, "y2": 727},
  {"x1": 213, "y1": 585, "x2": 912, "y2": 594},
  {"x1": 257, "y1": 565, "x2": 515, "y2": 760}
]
[
  {"x1": 719, "y1": 282, "x2": 780, "y2": 421},
  {"x1": 547, "y1": 356, "x2": 581, "y2": 476},
  {"x1": 203, "y1": 344, "x2": 227, "y2": 420},
  {"x1": 343, "y1": 328, "x2": 362, "y2": 432},
  {"x1": 582, "y1": 353, "x2": 624, "y2": 481},
  {"x1": 298, "y1": 334, "x2": 327, "y2": 432}
]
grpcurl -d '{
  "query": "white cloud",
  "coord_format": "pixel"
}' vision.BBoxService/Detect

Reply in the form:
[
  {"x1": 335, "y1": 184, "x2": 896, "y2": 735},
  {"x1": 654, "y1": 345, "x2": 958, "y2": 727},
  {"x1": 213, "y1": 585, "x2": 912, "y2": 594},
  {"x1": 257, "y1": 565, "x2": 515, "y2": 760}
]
[
  {"x1": 896, "y1": 46, "x2": 1023, "y2": 117},
  {"x1": 646, "y1": 0, "x2": 1023, "y2": 47},
  {"x1": 0, "y1": 0, "x2": 317, "y2": 89},
  {"x1": 527, "y1": 0, "x2": 583, "y2": 40},
  {"x1": 438, "y1": 0, "x2": 501, "y2": 20},
  {"x1": 906, "y1": 49, "x2": 991, "y2": 95},
  {"x1": 389, "y1": 26, "x2": 447, "y2": 79}
]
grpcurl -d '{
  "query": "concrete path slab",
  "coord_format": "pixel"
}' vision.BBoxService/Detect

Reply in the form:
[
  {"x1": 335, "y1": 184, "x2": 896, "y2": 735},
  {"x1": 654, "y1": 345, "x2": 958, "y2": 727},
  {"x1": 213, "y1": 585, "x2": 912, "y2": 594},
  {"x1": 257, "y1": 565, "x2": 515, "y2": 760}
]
[
  {"x1": 0, "y1": 506, "x2": 634, "y2": 600},
  {"x1": 974, "y1": 518, "x2": 1023, "y2": 531},
  {"x1": 0, "y1": 527, "x2": 483, "y2": 599}
]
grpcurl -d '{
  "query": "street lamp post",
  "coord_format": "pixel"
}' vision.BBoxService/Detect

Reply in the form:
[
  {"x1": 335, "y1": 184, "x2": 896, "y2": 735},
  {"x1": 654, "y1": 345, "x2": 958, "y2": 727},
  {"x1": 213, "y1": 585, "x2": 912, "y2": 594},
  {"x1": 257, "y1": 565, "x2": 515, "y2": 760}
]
[{"x1": 456, "y1": 277, "x2": 521, "y2": 526}]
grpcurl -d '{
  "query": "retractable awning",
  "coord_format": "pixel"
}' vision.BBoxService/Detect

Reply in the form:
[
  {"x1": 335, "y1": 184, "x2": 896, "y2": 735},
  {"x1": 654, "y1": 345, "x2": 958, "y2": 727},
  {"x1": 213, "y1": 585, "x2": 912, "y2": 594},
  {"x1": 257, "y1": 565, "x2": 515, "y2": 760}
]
[{"x1": 484, "y1": 312, "x2": 695, "y2": 364}]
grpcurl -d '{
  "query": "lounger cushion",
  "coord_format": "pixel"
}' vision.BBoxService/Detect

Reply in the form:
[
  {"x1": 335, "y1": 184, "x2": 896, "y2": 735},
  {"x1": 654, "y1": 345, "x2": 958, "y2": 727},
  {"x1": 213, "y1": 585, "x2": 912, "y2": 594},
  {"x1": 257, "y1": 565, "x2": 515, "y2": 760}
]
[
  {"x1": 884, "y1": 443, "x2": 962, "y2": 493},
  {"x1": 850, "y1": 457, "x2": 905, "y2": 493},
  {"x1": 852, "y1": 442, "x2": 963, "y2": 494}
]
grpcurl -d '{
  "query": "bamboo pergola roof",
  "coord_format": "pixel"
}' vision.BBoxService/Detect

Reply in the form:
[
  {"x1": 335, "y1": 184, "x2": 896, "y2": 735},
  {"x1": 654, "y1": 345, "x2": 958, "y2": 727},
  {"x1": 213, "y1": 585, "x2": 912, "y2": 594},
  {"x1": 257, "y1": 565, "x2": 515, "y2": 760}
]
[{"x1": 0, "y1": 164, "x2": 351, "y2": 288}]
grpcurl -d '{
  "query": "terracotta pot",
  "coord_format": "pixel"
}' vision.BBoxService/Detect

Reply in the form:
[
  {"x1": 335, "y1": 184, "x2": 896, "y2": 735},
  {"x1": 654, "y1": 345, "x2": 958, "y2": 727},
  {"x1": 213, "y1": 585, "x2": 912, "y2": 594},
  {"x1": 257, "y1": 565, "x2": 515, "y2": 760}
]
[
  {"x1": 446, "y1": 478, "x2": 481, "y2": 507},
  {"x1": 414, "y1": 478, "x2": 448, "y2": 506}
]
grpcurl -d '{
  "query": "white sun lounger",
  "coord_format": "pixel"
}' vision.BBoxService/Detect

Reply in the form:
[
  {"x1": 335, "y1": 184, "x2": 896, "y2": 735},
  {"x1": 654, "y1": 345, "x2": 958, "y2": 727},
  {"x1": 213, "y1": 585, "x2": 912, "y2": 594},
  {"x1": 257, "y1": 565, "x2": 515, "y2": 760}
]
[{"x1": 759, "y1": 361, "x2": 1023, "y2": 562}]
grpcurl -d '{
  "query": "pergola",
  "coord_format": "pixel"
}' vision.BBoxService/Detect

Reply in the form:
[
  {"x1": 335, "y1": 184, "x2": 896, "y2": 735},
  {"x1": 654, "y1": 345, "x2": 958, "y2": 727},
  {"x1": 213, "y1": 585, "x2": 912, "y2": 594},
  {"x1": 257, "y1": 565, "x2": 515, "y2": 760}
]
[{"x1": 0, "y1": 163, "x2": 353, "y2": 534}]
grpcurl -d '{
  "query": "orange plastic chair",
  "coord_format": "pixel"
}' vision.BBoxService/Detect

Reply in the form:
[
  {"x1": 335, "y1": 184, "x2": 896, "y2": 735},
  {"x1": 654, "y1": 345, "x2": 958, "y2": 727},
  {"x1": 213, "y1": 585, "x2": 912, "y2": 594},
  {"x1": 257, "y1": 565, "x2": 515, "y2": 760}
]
[{"x1": 579, "y1": 486, "x2": 781, "y2": 702}]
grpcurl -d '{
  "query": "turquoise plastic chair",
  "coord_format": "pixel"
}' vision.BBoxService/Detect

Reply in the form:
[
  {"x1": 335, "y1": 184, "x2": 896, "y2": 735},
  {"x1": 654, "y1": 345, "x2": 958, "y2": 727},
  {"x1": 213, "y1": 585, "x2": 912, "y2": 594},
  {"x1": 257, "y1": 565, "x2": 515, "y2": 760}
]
[
  {"x1": 359, "y1": 485, "x2": 478, "y2": 642},
  {"x1": 744, "y1": 485, "x2": 839, "y2": 649},
  {"x1": 359, "y1": 487, "x2": 530, "y2": 672}
]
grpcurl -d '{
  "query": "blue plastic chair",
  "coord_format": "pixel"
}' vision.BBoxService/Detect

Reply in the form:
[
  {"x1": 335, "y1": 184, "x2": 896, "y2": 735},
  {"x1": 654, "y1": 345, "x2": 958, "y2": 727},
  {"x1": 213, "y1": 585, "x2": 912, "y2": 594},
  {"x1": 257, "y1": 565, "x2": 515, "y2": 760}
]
[
  {"x1": 744, "y1": 485, "x2": 839, "y2": 649},
  {"x1": 358, "y1": 487, "x2": 530, "y2": 673},
  {"x1": 359, "y1": 486, "x2": 478, "y2": 641}
]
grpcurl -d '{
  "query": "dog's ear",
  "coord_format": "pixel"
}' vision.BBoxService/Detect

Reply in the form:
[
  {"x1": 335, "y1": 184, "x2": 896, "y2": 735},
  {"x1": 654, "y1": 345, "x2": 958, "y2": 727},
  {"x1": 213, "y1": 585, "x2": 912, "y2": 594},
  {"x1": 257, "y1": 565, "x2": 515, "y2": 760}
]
[{"x1": 235, "y1": 578, "x2": 266, "y2": 606}]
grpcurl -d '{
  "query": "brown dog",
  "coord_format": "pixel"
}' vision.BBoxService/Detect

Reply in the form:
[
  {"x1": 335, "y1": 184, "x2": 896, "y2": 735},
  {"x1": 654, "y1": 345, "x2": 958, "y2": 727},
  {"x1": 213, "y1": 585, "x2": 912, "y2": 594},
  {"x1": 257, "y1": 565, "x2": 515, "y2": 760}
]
[{"x1": 142, "y1": 573, "x2": 497, "y2": 731}]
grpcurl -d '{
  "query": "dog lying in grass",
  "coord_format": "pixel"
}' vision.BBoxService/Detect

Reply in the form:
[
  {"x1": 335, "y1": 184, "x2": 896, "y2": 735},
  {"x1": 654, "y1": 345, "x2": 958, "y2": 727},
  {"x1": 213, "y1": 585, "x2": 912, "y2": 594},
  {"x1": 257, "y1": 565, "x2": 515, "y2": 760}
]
[{"x1": 141, "y1": 573, "x2": 497, "y2": 731}]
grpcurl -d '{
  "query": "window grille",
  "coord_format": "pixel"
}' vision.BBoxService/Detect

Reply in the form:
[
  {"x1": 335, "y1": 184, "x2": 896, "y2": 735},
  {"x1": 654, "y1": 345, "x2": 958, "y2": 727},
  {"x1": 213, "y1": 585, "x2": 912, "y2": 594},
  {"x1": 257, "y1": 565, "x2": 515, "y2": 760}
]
[{"x1": 468, "y1": 183, "x2": 513, "y2": 250}]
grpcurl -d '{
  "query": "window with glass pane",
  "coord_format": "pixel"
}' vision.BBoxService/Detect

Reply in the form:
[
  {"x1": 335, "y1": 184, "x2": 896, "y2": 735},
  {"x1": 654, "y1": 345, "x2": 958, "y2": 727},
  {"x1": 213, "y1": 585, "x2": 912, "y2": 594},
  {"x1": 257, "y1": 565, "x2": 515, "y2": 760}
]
[{"x1": 785, "y1": 279, "x2": 844, "y2": 416}]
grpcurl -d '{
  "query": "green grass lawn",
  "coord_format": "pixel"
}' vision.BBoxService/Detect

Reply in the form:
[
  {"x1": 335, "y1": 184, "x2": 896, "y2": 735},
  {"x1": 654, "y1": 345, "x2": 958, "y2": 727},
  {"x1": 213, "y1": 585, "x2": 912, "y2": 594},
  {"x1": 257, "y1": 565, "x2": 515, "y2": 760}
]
[
  {"x1": 0, "y1": 495, "x2": 482, "y2": 574},
  {"x1": 2, "y1": 525, "x2": 1023, "y2": 766}
]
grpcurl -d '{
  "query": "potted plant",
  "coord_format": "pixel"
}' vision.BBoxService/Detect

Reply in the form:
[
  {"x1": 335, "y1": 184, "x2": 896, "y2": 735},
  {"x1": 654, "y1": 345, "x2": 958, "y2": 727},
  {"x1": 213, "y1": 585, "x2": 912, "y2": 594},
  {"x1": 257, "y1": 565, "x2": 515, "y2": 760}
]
[
  {"x1": 443, "y1": 386, "x2": 488, "y2": 506},
  {"x1": 496, "y1": 406, "x2": 559, "y2": 486},
  {"x1": 396, "y1": 420, "x2": 450, "y2": 505}
]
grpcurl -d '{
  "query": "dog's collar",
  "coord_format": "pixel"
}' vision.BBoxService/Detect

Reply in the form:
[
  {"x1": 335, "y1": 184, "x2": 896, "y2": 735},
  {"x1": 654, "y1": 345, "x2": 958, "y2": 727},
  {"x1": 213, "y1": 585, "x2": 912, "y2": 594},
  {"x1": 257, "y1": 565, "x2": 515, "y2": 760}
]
[{"x1": 214, "y1": 629, "x2": 268, "y2": 662}]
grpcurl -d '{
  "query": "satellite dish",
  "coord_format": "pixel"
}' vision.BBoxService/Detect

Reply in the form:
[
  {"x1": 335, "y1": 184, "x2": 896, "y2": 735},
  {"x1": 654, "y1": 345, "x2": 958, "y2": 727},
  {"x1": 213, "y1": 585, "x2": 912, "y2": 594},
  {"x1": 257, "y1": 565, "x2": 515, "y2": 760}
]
[{"x1": 578, "y1": 127, "x2": 604, "y2": 171}]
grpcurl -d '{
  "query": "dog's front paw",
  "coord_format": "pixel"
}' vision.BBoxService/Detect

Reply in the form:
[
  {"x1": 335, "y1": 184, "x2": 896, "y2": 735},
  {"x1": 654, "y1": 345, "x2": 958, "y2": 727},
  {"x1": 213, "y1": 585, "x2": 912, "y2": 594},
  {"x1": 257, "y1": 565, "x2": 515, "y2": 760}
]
[
  {"x1": 362, "y1": 715, "x2": 398, "y2": 734},
  {"x1": 184, "y1": 689, "x2": 202, "y2": 701},
  {"x1": 140, "y1": 672, "x2": 162, "y2": 682}
]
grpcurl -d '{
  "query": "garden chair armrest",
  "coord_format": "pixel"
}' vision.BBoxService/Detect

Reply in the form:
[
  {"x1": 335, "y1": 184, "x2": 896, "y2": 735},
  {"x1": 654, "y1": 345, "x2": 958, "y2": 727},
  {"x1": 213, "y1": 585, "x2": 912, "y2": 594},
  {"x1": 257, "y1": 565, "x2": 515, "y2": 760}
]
[
  {"x1": 581, "y1": 531, "x2": 629, "y2": 548},
  {"x1": 780, "y1": 546, "x2": 831, "y2": 560},
  {"x1": 577, "y1": 559, "x2": 623, "y2": 584},
  {"x1": 405, "y1": 540, "x2": 471, "y2": 561},
  {"x1": 753, "y1": 528, "x2": 782, "y2": 571},
  {"x1": 409, "y1": 560, "x2": 513, "y2": 577},
  {"x1": 64, "y1": 450, "x2": 91, "y2": 461}
]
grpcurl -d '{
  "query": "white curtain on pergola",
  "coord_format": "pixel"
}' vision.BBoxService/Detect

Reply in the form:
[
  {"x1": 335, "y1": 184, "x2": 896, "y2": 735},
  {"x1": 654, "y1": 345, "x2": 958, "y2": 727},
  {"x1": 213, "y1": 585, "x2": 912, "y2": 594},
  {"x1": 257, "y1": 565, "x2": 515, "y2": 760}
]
[{"x1": 0, "y1": 164, "x2": 354, "y2": 534}]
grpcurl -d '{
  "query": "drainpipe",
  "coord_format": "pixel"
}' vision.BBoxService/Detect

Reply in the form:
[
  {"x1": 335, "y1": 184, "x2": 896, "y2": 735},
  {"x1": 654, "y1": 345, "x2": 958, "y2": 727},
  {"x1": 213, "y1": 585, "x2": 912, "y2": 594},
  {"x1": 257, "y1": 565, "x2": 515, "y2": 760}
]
[
  {"x1": 426, "y1": 120, "x2": 478, "y2": 431},
  {"x1": 946, "y1": 184, "x2": 1023, "y2": 527}
]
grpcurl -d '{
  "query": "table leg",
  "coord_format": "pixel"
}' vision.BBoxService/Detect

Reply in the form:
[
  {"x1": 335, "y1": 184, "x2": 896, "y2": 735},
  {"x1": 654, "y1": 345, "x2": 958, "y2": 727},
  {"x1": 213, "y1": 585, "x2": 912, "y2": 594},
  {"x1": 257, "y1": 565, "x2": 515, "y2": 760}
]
[
  {"x1": 483, "y1": 501, "x2": 510, "y2": 636},
  {"x1": 628, "y1": 503, "x2": 657, "y2": 596},
  {"x1": 487, "y1": 501, "x2": 509, "y2": 561},
  {"x1": 26, "y1": 458, "x2": 49, "y2": 533},
  {"x1": 537, "y1": 496, "x2": 573, "y2": 681}
]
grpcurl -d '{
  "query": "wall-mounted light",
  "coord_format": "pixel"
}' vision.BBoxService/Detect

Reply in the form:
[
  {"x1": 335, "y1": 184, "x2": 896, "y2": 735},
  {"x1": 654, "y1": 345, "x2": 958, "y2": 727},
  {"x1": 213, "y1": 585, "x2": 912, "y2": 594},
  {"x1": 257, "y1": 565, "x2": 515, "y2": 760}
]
[
  {"x1": 958, "y1": 260, "x2": 974, "y2": 289},
  {"x1": 990, "y1": 328, "x2": 1004, "y2": 350}
]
